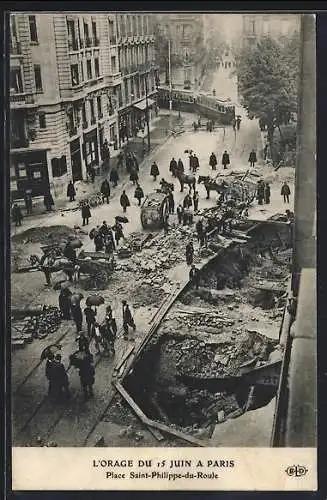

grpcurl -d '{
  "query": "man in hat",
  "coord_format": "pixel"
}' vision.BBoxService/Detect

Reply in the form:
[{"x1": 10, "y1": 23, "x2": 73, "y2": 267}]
[{"x1": 122, "y1": 300, "x2": 136, "y2": 340}]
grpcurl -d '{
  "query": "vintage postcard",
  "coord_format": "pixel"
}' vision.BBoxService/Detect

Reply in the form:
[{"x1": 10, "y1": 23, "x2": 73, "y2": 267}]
[{"x1": 9, "y1": 10, "x2": 316, "y2": 491}]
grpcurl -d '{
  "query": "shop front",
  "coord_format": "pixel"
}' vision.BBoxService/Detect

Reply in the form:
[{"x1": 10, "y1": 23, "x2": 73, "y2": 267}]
[
  {"x1": 10, "y1": 149, "x2": 50, "y2": 200},
  {"x1": 82, "y1": 128, "x2": 99, "y2": 173},
  {"x1": 133, "y1": 97, "x2": 155, "y2": 135}
]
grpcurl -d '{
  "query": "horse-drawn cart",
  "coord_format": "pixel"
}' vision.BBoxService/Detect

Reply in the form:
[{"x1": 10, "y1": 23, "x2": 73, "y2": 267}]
[{"x1": 140, "y1": 192, "x2": 169, "y2": 229}]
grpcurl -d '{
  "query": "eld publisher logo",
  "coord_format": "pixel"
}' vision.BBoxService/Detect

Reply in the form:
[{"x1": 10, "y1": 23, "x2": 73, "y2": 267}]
[{"x1": 285, "y1": 465, "x2": 308, "y2": 477}]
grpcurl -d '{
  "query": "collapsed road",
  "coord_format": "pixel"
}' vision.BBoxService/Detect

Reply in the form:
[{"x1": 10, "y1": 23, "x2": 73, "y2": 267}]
[{"x1": 94, "y1": 218, "x2": 293, "y2": 446}]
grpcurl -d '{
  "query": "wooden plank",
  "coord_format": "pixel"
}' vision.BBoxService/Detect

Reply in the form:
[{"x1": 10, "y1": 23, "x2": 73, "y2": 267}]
[
  {"x1": 113, "y1": 345, "x2": 135, "y2": 375},
  {"x1": 114, "y1": 381, "x2": 207, "y2": 447}
]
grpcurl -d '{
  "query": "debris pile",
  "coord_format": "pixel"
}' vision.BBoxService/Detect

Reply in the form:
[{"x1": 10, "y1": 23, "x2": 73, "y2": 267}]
[
  {"x1": 12, "y1": 305, "x2": 62, "y2": 348},
  {"x1": 12, "y1": 225, "x2": 77, "y2": 246}
]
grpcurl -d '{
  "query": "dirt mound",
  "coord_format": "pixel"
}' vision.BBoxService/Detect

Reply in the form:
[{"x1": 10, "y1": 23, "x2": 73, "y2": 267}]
[{"x1": 12, "y1": 225, "x2": 76, "y2": 245}]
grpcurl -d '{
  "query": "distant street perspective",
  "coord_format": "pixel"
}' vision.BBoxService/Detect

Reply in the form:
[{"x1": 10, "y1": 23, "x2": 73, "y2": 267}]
[{"x1": 10, "y1": 13, "x2": 316, "y2": 449}]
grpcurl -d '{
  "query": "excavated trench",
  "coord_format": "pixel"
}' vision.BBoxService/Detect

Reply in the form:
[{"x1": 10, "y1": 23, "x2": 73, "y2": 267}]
[{"x1": 124, "y1": 221, "x2": 292, "y2": 438}]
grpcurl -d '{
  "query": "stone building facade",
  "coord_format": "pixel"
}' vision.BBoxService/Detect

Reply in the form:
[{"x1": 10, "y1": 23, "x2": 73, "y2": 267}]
[
  {"x1": 9, "y1": 12, "x2": 157, "y2": 200},
  {"x1": 242, "y1": 14, "x2": 300, "y2": 48}
]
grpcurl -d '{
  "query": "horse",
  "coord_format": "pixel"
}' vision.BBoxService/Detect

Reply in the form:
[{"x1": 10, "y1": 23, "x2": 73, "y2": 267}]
[
  {"x1": 198, "y1": 176, "x2": 229, "y2": 199},
  {"x1": 159, "y1": 179, "x2": 174, "y2": 194},
  {"x1": 176, "y1": 172, "x2": 196, "y2": 193}
]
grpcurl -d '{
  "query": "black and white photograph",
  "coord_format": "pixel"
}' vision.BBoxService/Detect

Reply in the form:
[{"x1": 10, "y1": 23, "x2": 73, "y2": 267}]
[{"x1": 9, "y1": 10, "x2": 316, "y2": 484}]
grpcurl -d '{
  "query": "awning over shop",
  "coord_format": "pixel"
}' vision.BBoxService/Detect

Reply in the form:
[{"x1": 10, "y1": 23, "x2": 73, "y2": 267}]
[{"x1": 133, "y1": 98, "x2": 155, "y2": 111}]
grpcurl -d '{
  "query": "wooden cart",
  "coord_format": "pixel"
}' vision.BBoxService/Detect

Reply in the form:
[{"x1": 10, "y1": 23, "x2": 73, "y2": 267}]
[{"x1": 140, "y1": 192, "x2": 169, "y2": 229}]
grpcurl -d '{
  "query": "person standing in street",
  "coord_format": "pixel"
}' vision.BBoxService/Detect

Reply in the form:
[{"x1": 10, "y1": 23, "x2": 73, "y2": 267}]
[
  {"x1": 168, "y1": 190, "x2": 175, "y2": 214},
  {"x1": 129, "y1": 166, "x2": 139, "y2": 185},
  {"x1": 196, "y1": 218, "x2": 204, "y2": 245},
  {"x1": 87, "y1": 165, "x2": 96, "y2": 184},
  {"x1": 177, "y1": 158, "x2": 184, "y2": 175},
  {"x1": 264, "y1": 183, "x2": 271, "y2": 204},
  {"x1": 44, "y1": 191, "x2": 55, "y2": 212},
  {"x1": 84, "y1": 305, "x2": 97, "y2": 338},
  {"x1": 110, "y1": 166, "x2": 119, "y2": 187},
  {"x1": 89, "y1": 321, "x2": 102, "y2": 355},
  {"x1": 257, "y1": 180, "x2": 265, "y2": 205},
  {"x1": 192, "y1": 154, "x2": 200, "y2": 173},
  {"x1": 134, "y1": 183, "x2": 144, "y2": 206},
  {"x1": 281, "y1": 182, "x2": 291, "y2": 203},
  {"x1": 189, "y1": 264, "x2": 200, "y2": 289},
  {"x1": 24, "y1": 189, "x2": 33, "y2": 215},
  {"x1": 169, "y1": 157, "x2": 178, "y2": 177},
  {"x1": 67, "y1": 180, "x2": 76, "y2": 202},
  {"x1": 71, "y1": 299, "x2": 83, "y2": 333},
  {"x1": 221, "y1": 151, "x2": 230, "y2": 169},
  {"x1": 177, "y1": 204, "x2": 184, "y2": 224},
  {"x1": 122, "y1": 300, "x2": 136, "y2": 341},
  {"x1": 76, "y1": 331, "x2": 90, "y2": 354},
  {"x1": 248, "y1": 149, "x2": 257, "y2": 168},
  {"x1": 185, "y1": 241, "x2": 194, "y2": 266},
  {"x1": 209, "y1": 152, "x2": 217, "y2": 170},
  {"x1": 59, "y1": 287, "x2": 72, "y2": 320},
  {"x1": 112, "y1": 219, "x2": 124, "y2": 246},
  {"x1": 183, "y1": 193, "x2": 192, "y2": 210},
  {"x1": 11, "y1": 204, "x2": 23, "y2": 227},
  {"x1": 232, "y1": 118, "x2": 236, "y2": 131},
  {"x1": 79, "y1": 356, "x2": 95, "y2": 401},
  {"x1": 81, "y1": 201, "x2": 91, "y2": 226},
  {"x1": 236, "y1": 116, "x2": 241, "y2": 130},
  {"x1": 52, "y1": 354, "x2": 70, "y2": 401},
  {"x1": 100, "y1": 179, "x2": 111, "y2": 204},
  {"x1": 120, "y1": 190, "x2": 130, "y2": 212},
  {"x1": 150, "y1": 161, "x2": 160, "y2": 181},
  {"x1": 193, "y1": 191, "x2": 199, "y2": 212}
]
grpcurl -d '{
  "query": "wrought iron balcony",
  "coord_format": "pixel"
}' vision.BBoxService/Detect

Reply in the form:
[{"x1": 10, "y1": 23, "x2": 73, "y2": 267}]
[{"x1": 10, "y1": 92, "x2": 35, "y2": 105}]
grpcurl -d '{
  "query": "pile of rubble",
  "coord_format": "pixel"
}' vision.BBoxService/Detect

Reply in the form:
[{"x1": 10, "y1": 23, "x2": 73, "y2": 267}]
[{"x1": 12, "y1": 305, "x2": 63, "y2": 349}]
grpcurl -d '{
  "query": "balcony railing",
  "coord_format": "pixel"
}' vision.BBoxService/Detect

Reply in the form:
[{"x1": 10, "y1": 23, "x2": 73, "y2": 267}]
[
  {"x1": 11, "y1": 137, "x2": 29, "y2": 149},
  {"x1": 10, "y1": 92, "x2": 35, "y2": 104},
  {"x1": 90, "y1": 116, "x2": 96, "y2": 125},
  {"x1": 68, "y1": 126, "x2": 77, "y2": 137},
  {"x1": 82, "y1": 121, "x2": 88, "y2": 129},
  {"x1": 10, "y1": 41, "x2": 22, "y2": 55},
  {"x1": 110, "y1": 36, "x2": 117, "y2": 44},
  {"x1": 68, "y1": 40, "x2": 79, "y2": 51}
]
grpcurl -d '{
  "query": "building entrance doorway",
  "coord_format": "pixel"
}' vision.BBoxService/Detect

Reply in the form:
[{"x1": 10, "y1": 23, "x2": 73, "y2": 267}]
[{"x1": 70, "y1": 138, "x2": 82, "y2": 181}]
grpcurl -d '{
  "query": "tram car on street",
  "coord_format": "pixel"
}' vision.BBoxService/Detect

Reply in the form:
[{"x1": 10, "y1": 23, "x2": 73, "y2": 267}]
[
  {"x1": 196, "y1": 92, "x2": 235, "y2": 125},
  {"x1": 157, "y1": 86, "x2": 235, "y2": 125}
]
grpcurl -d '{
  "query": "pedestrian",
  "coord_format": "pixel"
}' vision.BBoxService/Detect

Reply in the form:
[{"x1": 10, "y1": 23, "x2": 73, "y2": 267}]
[
  {"x1": 67, "y1": 180, "x2": 76, "y2": 202},
  {"x1": 104, "y1": 229, "x2": 116, "y2": 254},
  {"x1": 79, "y1": 356, "x2": 95, "y2": 401},
  {"x1": 39, "y1": 252, "x2": 54, "y2": 286},
  {"x1": 248, "y1": 149, "x2": 257, "y2": 168},
  {"x1": 177, "y1": 204, "x2": 184, "y2": 224},
  {"x1": 71, "y1": 302, "x2": 83, "y2": 333},
  {"x1": 87, "y1": 165, "x2": 96, "y2": 183},
  {"x1": 45, "y1": 352, "x2": 55, "y2": 396},
  {"x1": 99, "y1": 220, "x2": 110, "y2": 239},
  {"x1": 257, "y1": 180, "x2": 265, "y2": 205},
  {"x1": 192, "y1": 154, "x2": 200, "y2": 173},
  {"x1": 52, "y1": 354, "x2": 70, "y2": 401},
  {"x1": 185, "y1": 241, "x2": 194, "y2": 266},
  {"x1": 81, "y1": 201, "x2": 91, "y2": 226},
  {"x1": 236, "y1": 116, "x2": 241, "y2": 130},
  {"x1": 24, "y1": 189, "x2": 33, "y2": 215},
  {"x1": 44, "y1": 191, "x2": 55, "y2": 212},
  {"x1": 100, "y1": 179, "x2": 111, "y2": 204},
  {"x1": 120, "y1": 190, "x2": 130, "y2": 212},
  {"x1": 105, "y1": 305, "x2": 117, "y2": 337},
  {"x1": 116, "y1": 151, "x2": 124, "y2": 169},
  {"x1": 189, "y1": 153, "x2": 194, "y2": 171},
  {"x1": 198, "y1": 116, "x2": 201, "y2": 127},
  {"x1": 168, "y1": 190, "x2": 175, "y2": 214},
  {"x1": 130, "y1": 166, "x2": 139, "y2": 185},
  {"x1": 189, "y1": 264, "x2": 200, "y2": 289},
  {"x1": 94, "y1": 228, "x2": 104, "y2": 252},
  {"x1": 122, "y1": 300, "x2": 136, "y2": 340},
  {"x1": 11, "y1": 203, "x2": 23, "y2": 227},
  {"x1": 110, "y1": 166, "x2": 119, "y2": 187},
  {"x1": 263, "y1": 144, "x2": 269, "y2": 161},
  {"x1": 232, "y1": 117, "x2": 236, "y2": 131},
  {"x1": 264, "y1": 182, "x2": 271, "y2": 204},
  {"x1": 281, "y1": 182, "x2": 291, "y2": 203},
  {"x1": 126, "y1": 153, "x2": 134, "y2": 174},
  {"x1": 177, "y1": 158, "x2": 184, "y2": 175},
  {"x1": 100, "y1": 320, "x2": 116, "y2": 356},
  {"x1": 163, "y1": 214, "x2": 169, "y2": 234},
  {"x1": 150, "y1": 161, "x2": 160, "y2": 181},
  {"x1": 193, "y1": 191, "x2": 199, "y2": 212},
  {"x1": 89, "y1": 321, "x2": 102, "y2": 355},
  {"x1": 84, "y1": 305, "x2": 97, "y2": 338},
  {"x1": 221, "y1": 150, "x2": 230, "y2": 169},
  {"x1": 183, "y1": 193, "x2": 192, "y2": 209},
  {"x1": 169, "y1": 157, "x2": 178, "y2": 177},
  {"x1": 76, "y1": 331, "x2": 90, "y2": 354},
  {"x1": 59, "y1": 287, "x2": 72, "y2": 320},
  {"x1": 134, "y1": 183, "x2": 144, "y2": 206},
  {"x1": 209, "y1": 152, "x2": 217, "y2": 170},
  {"x1": 112, "y1": 220, "x2": 124, "y2": 246},
  {"x1": 196, "y1": 218, "x2": 204, "y2": 244}
]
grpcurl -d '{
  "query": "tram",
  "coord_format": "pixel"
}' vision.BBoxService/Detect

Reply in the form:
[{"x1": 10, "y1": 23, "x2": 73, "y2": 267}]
[{"x1": 157, "y1": 86, "x2": 235, "y2": 125}]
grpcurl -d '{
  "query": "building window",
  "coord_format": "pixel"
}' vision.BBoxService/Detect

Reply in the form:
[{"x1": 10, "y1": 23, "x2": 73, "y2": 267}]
[
  {"x1": 111, "y1": 55, "x2": 116, "y2": 73},
  {"x1": 29, "y1": 15, "x2": 38, "y2": 42},
  {"x1": 92, "y1": 20, "x2": 99, "y2": 45},
  {"x1": 127, "y1": 15, "x2": 132, "y2": 36},
  {"x1": 124, "y1": 79, "x2": 129, "y2": 103},
  {"x1": 97, "y1": 96, "x2": 102, "y2": 117},
  {"x1": 138, "y1": 16, "x2": 142, "y2": 36},
  {"x1": 10, "y1": 68, "x2": 23, "y2": 93},
  {"x1": 67, "y1": 19, "x2": 78, "y2": 51},
  {"x1": 71, "y1": 64, "x2": 79, "y2": 86},
  {"x1": 34, "y1": 65, "x2": 43, "y2": 92},
  {"x1": 82, "y1": 103, "x2": 87, "y2": 123},
  {"x1": 84, "y1": 21, "x2": 91, "y2": 46},
  {"x1": 109, "y1": 124, "x2": 115, "y2": 142},
  {"x1": 86, "y1": 59, "x2": 92, "y2": 79},
  {"x1": 90, "y1": 99, "x2": 95, "y2": 122},
  {"x1": 132, "y1": 16, "x2": 137, "y2": 35},
  {"x1": 108, "y1": 19, "x2": 116, "y2": 43},
  {"x1": 120, "y1": 15, "x2": 125, "y2": 37},
  {"x1": 39, "y1": 112, "x2": 46, "y2": 129},
  {"x1": 94, "y1": 58, "x2": 100, "y2": 77}
]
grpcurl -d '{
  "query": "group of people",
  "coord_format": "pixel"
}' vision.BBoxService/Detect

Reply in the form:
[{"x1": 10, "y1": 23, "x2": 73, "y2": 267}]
[
  {"x1": 90, "y1": 219, "x2": 124, "y2": 252},
  {"x1": 256, "y1": 180, "x2": 271, "y2": 205}
]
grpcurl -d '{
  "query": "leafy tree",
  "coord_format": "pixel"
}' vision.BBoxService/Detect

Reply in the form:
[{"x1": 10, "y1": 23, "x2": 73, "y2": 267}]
[{"x1": 237, "y1": 36, "x2": 299, "y2": 163}]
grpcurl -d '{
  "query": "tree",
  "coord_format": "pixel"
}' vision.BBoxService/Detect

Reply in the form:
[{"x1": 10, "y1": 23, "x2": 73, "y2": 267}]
[{"x1": 237, "y1": 36, "x2": 299, "y2": 164}]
